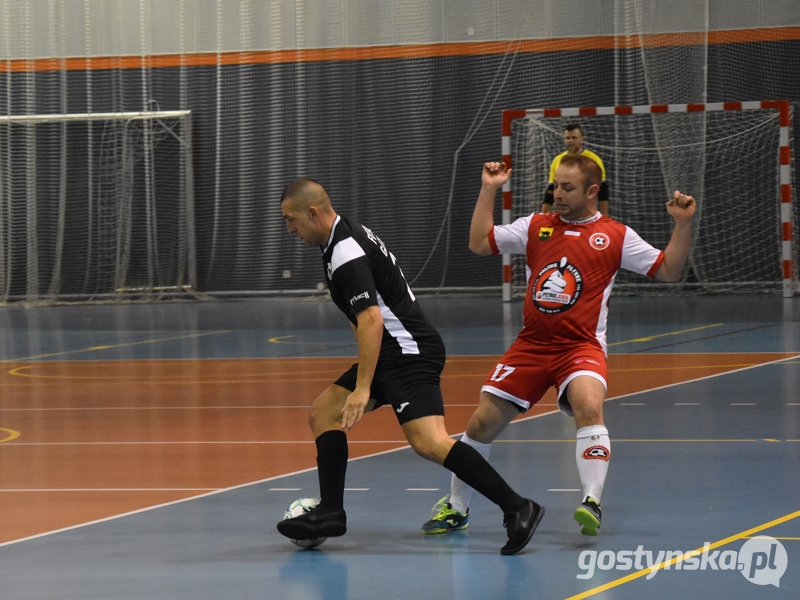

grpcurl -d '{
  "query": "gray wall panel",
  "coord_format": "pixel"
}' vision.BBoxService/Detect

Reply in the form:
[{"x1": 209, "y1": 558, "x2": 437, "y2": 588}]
[
  {"x1": 1, "y1": 0, "x2": 798, "y2": 59},
  {"x1": 394, "y1": 0, "x2": 445, "y2": 44},
  {"x1": 444, "y1": 0, "x2": 496, "y2": 41},
  {"x1": 299, "y1": 0, "x2": 345, "y2": 48},
  {"x1": 347, "y1": 0, "x2": 395, "y2": 46},
  {"x1": 0, "y1": 37, "x2": 797, "y2": 293},
  {"x1": 251, "y1": 0, "x2": 298, "y2": 49}
]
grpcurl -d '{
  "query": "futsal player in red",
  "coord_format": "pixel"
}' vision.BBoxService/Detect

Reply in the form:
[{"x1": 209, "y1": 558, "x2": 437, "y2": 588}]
[
  {"x1": 276, "y1": 178, "x2": 544, "y2": 554},
  {"x1": 421, "y1": 155, "x2": 695, "y2": 537}
]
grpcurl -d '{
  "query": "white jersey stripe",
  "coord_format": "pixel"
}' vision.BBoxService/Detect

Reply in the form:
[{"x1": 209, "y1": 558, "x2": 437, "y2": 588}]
[
  {"x1": 330, "y1": 237, "x2": 366, "y2": 276},
  {"x1": 594, "y1": 273, "x2": 615, "y2": 354},
  {"x1": 376, "y1": 292, "x2": 420, "y2": 355}
]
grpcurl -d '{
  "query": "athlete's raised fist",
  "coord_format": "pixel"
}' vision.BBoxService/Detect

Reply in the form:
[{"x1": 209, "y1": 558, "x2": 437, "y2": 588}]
[
  {"x1": 482, "y1": 161, "x2": 512, "y2": 188},
  {"x1": 666, "y1": 190, "x2": 696, "y2": 222}
]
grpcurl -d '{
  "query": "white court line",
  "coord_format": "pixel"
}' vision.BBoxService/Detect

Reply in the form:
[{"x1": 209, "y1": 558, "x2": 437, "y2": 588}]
[
  {"x1": 0, "y1": 404, "x2": 480, "y2": 411},
  {"x1": 0, "y1": 406, "x2": 308, "y2": 411},
  {"x1": 2, "y1": 352, "x2": 797, "y2": 549},
  {"x1": 5, "y1": 440, "x2": 409, "y2": 446},
  {"x1": 0, "y1": 488, "x2": 217, "y2": 492},
  {"x1": 509, "y1": 351, "x2": 800, "y2": 428},
  {"x1": 407, "y1": 488, "x2": 439, "y2": 491},
  {"x1": 0, "y1": 443, "x2": 415, "y2": 549}
]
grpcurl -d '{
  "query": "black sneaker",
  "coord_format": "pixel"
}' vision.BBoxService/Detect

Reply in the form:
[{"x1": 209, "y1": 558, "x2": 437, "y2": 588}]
[
  {"x1": 500, "y1": 499, "x2": 545, "y2": 555},
  {"x1": 277, "y1": 505, "x2": 347, "y2": 540}
]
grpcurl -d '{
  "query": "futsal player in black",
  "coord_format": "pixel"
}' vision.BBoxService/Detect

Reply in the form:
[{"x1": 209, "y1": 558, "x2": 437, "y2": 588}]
[{"x1": 277, "y1": 178, "x2": 544, "y2": 555}]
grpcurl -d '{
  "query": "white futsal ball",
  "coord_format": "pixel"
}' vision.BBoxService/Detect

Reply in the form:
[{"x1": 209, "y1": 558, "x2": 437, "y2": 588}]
[{"x1": 283, "y1": 497, "x2": 327, "y2": 548}]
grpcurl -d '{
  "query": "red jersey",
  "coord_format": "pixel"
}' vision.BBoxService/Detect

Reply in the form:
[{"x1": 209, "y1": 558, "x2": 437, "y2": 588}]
[{"x1": 489, "y1": 212, "x2": 664, "y2": 353}]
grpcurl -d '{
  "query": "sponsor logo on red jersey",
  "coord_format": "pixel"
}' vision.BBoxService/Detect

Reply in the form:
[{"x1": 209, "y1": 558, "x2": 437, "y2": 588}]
[{"x1": 532, "y1": 256, "x2": 583, "y2": 314}]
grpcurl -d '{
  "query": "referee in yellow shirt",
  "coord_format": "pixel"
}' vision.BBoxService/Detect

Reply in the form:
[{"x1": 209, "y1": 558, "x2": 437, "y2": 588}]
[{"x1": 541, "y1": 124, "x2": 609, "y2": 216}]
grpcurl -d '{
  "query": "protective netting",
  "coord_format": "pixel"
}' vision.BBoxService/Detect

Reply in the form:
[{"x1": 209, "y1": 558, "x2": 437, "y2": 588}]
[
  {"x1": 0, "y1": 113, "x2": 194, "y2": 303},
  {"x1": 508, "y1": 107, "x2": 791, "y2": 296},
  {"x1": 0, "y1": 1, "x2": 797, "y2": 302}
]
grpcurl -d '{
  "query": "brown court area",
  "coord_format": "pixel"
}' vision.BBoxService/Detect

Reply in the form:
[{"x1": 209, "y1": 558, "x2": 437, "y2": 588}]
[{"x1": 0, "y1": 352, "x2": 793, "y2": 544}]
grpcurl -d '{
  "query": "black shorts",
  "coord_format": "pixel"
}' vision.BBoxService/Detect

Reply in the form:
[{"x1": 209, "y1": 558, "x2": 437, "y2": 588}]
[{"x1": 333, "y1": 354, "x2": 446, "y2": 425}]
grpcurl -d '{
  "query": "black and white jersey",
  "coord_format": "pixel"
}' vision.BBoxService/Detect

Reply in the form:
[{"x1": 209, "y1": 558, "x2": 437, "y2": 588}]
[{"x1": 321, "y1": 215, "x2": 444, "y2": 360}]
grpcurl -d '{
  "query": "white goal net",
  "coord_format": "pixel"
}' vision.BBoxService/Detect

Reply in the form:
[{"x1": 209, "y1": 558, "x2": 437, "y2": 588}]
[
  {"x1": 0, "y1": 111, "x2": 196, "y2": 304},
  {"x1": 502, "y1": 101, "x2": 796, "y2": 300}
]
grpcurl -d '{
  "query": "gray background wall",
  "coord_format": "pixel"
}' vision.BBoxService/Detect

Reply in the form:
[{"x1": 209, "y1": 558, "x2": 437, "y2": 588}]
[
  {"x1": 0, "y1": 1, "x2": 798, "y2": 298},
  {"x1": 0, "y1": 0, "x2": 798, "y2": 59}
]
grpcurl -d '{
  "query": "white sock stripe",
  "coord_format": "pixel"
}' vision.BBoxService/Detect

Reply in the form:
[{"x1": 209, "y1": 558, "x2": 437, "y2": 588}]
[{"x1": 460, "y1": 433, "x2": 492, "y2": 451}]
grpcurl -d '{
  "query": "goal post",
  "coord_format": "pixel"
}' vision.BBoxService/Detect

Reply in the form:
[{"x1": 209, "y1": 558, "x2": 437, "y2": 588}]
[
  {"x1": 0, "y1": 110, "x2": 196, "y2": 304},
  {"x1": 500, "y1": 101, "x2": 796, "y2": 300}
]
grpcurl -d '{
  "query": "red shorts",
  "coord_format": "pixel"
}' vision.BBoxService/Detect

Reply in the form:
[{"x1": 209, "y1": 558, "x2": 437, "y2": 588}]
[{"x1": 480, "y1": 339, "x2": 607, "y2": 416}]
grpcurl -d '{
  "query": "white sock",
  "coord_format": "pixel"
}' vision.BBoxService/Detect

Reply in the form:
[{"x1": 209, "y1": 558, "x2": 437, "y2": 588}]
[
  {"x1": 575, "y1": 425, "x2": 610, "y2": 504},
  {"x1": 449, "y1": 433, "x2": 491, "y2": 514}
]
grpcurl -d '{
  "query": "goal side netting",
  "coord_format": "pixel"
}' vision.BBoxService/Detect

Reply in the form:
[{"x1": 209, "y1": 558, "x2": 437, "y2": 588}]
[
  {"x1": 0, "y1": 111, "x2": 196, "y2": 304},
  {"x1": 501, "y1": 101, "x2": 796, "y2": 300}
]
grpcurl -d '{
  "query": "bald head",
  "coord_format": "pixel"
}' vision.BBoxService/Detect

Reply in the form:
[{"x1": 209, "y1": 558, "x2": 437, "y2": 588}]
[{"x1": 281, "y1": 178, "x2": 337, "y2": 247}]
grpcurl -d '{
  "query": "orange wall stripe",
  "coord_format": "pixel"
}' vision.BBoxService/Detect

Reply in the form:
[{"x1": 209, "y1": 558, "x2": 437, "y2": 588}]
[{"x1": 1, "y1": 26, "x2": 798, "y2": 72}]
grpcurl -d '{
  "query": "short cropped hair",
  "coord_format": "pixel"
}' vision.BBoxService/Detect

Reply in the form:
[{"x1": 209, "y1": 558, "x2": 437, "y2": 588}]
[
  {"x1": 564, "y1": 123, "x2": 584, "y2": 136},
  {"x1": 280, "y1": 177, "x2": 324, "y2": 204},
  {"x1": 558, "y1": 154, "x2": 601, "y2": 190}
]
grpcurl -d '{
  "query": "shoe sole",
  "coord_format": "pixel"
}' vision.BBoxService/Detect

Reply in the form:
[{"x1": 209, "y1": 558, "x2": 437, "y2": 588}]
[
  {"x1": 277, "y1": 519, "x2": 347, "y2": 540},
  {"x1": 573, "y1": 507, "x2": 600, "y2": 536},
  {"x1": 420, "y1": 523, "x2": 468, "y2": 535},
  {"x1": 501, "y1": 501, "x2": 545, "y2": 556}
]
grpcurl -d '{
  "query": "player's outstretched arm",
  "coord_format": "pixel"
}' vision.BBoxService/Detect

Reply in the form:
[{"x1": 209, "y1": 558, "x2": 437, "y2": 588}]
[
  {"x1": 470, "y1": 161, "x2": 511, "y2": 255},
  {"x1": 655, "y1": 191, "x2": 696, "y2": 282}
]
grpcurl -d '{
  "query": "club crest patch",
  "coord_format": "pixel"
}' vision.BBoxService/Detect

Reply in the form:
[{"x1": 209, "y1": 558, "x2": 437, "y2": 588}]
[
  {"x1": 582, "y1": 445, "x2": 610, "y2": 461},
  {"x1": 589, "y1": 232, "x2": 610, "y2": 250},
  {"x1": 539, "y1": 227, "x2": 553, "y2": 241}
]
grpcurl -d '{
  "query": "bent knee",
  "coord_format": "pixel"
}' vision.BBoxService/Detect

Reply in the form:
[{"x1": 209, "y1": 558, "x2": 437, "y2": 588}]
[
  {"x1": 308, "y1": 386, "x2": 347, "y2": 434},
  {"x1": 465, "y1": 395, "x2": 517, "y2": 442},
  {"x1": 571, "y1": 401, "x2": 604, "y2": 428},
  {"x1": 308, "y1": 399, "x2": 327, "y2": 427},
  {"x1": 465, "y1": 412, "x2": 499, "y2": 442}
]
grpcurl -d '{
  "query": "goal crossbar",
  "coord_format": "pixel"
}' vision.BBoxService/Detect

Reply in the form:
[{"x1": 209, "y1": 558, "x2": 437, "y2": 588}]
[{"x1": 0, "y1": 110, "x2": 192, "y2": 123}]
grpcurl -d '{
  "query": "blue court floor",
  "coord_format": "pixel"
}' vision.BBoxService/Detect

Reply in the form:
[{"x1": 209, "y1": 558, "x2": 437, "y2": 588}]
[{"x1": 0, "y1": 294, "x2": 799, "y2": 599}]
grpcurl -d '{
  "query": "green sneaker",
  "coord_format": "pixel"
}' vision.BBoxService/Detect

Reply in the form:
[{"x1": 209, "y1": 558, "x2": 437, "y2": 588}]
[
  {"x1": 421, "y1": 496, "x2": 469, "y2": 534},
  {"x1": 574, "y1": 497, "x2": 602, "y2": 536}
]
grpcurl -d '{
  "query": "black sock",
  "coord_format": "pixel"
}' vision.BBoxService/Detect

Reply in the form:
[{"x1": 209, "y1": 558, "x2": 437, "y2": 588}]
[
  {"x1": 442, "y1": 440, "x2": 526, "y2": 514},
  {"x1": 315, "y1": 430, "x2": 348, "y2": 511}
]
